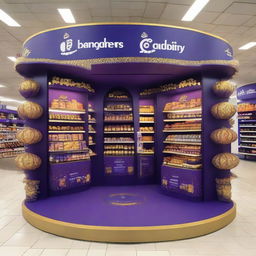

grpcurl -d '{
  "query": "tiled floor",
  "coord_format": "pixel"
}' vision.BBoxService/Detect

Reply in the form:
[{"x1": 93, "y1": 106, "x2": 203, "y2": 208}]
[{"x1": 0, "y1": 158, "x2": 255, "y2": 256}]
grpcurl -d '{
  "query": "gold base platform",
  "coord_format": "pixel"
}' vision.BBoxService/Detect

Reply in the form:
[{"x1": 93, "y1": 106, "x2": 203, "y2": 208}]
[{"x1": 22, "y1": 203, "x2": 236, "y2": 243}]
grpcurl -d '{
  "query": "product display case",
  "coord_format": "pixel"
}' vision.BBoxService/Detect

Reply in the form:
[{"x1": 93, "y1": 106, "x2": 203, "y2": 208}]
[{"x1": 15, "y1": 23, "x2": 239, "y2": 242}]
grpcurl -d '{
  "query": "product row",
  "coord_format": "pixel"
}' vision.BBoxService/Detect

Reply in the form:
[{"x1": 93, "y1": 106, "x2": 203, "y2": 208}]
[
  {"x1": 49, "y1": 141, "x2": 87, "y2": 152},
  {"x1": 104, "y1": 144, "x2": 135, "y2": 155},
  {"x1": 49, "y1": 113, "x2": 82, "y2": 121},
  {"x1": 163, "y1": 144, "x2": 201, "y2": 155},
  {"x1": 238, "y1": 103, "x2": 256, "y2": 112},
  {"x1": 166, "y1": 112, "x2": 202, "y2": 119},
  {"x1": 164, "y1": 121, "x2": 201, "y2": 131},
  {"x1": 164, "y1": 98, "x2": 201, "y2": 111},
  {"x1": 164, "y1": 134, "x2": 201, "y2": 143},
  {"x1": 139, "y1": 126, "x2": 154, "y2": 132},
  {"x1": 49, "y1": 152, "x2": 90, "y2": 163},
  {"x1": 104, "y1": 104, "x2": 131, "y2": 111},
  {"x1": 49, "y1": 133, "x2": 84, "y2": 142},
  {"x1": 140, "y1": 116, "x2": 154, "y2": 122},
  {"x1": 49, "y1": 125, "x2": 84, "y2": 131},
  {"x1": 163, "y1": 155, "x2": 202, "y2": 169},
  {"x1": 107, "y1": 90, "x2": 129, "y2": 99},
  {"x1": 50, "y1": 95, "x2": 85, "y2": 111},
  {"x1": 104, "y1": 137, "x2": 134, "y2": 142},
  {"x1": 0, "y1": 141, "x2": 23, "y2": 149},
  {"x1": 104, "y1": 125, "x2": 134, "y2": 132},
  {"x1": 139, "y1": 105, "x2": 154, "y2": 113},
  {"x1": 104, "y1": 113, "x2": 133, "y2": 121}
]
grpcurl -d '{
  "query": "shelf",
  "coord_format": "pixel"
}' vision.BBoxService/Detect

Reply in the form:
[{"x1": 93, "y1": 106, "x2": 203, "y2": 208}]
[
  {"x1": 88, "y1": 110, "x2": 95, "y2": 113},
  {"x1": 104, "y1": 109, "x2": 132, "y2": 112},
  {"x1": 240, "y1": 135, "x2": 256, "y2": 138},
  {"x1": 239, "y1": 120, "x2": 256, "y2": 123},
  {"x1": 104, "y1": 120, "x2": 133, "y2": 123},
  {"x1": 240, "y1": 131, "x2": 256, "y2": 133},
  {"x1": 49, "y1": 120, "x2": 85, "y2": 123},
  {"x1": 239, "y1": 152, "x2": 256, "y2": 156},
  {"x1": 89, "y1": 131, "x2": 96, "y2": 134},
  {"x1": 49, "y1": 108, "x2": 86, "y2": 114},
  {"x1": 239, "y1": 146, "x2": 256, "y2": 149},
  {"x1": 49, "y1": 149, "x2": 88, "y2": 154},
  {"x1": 90, "y1": 153, "x2": 97, "y2": 157},
  {"x1": 163, "y1": 130, "x2": 201, "y2": 133},
  {"x1": 89, "y1": 143, "x2": 96, "y2": 146},
  {"x1": 239, "y1": 125, "x2": 256, "y2": 128},
  {"x1": 163, "y1": 107, "x2": 201, "y2": 113},
  {"x1": 138, "y1": 152, "x2": 154, "y2": 155},
  {"x1": 48, "y1": 130, "x2": 86, "y2": 134},
  {"x1": 0, "y1": 139, "x2": 18, "y2": 143},
  {"x1": 164, "y1": 118, "x2": 202, "y2": 122},
  {"x1": 240, "y1": 141, "x2": 256, "y2": 143},
  {"x1": 89, "y1": 121, "x2": 96, "y2": 123},
  {"x1": 50, "y1": 159, "x2": 90, "y2": 164},
  {"x1": 162, "y1": 164, "x2": 201, "y2": 171},
  {"x1": 139, "y1": 113, "x2": 154, "y2": 115},
  {"x1": 163, "y1": 151, "x2": 201, "y2": 157},
  {"x1": 163, "y1": 141, "x2": 201, "y2": 145},
  {"x1": 0, "y1": 131, "x2": 18, "y2": 134},
  {"x1": 104, "y1": 131, "x2": 134, "y2": 134},
  {"x1": 141, "y1": 141, "x2": 154, "y2": 143},
  {"x1": 104, "y1": 141, "x2": 134, "y2": 144},
  {"x1": 139, "y1": 121, "x2": 154, "y2": 123},
  {"x1": 139, "y1": 131, "x2": 154, "y2": 134},
  {"x1": 238, "y1": 110, "x2": 256, "y2": 113}
]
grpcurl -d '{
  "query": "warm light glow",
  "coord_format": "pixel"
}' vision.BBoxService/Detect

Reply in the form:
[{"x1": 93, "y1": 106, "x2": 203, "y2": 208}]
[
  {"x1": 0, "y1": 84, "x2": 6, "y2": 88},
  {"x1": 0, "y1": 9, "x2": 20, "y2": 26},
  {"x1": 0, "y1": 96, "x2": 24, "y2": 104},
  {"x1": 239, "y1": 42, "x2": 256, "y2": 50},
  {"x1": 57, "y1": 9, "x2": 75, "y2": 23},
  {"x1": 182, "y1": 0, "x2": 210, "y2": 21},
  {"x1": 7, "y1": 56, "x2": 17, "y2": 62}
]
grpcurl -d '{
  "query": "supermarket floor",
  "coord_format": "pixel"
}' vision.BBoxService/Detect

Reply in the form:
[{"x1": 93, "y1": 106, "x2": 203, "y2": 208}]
[{"x1": 0, "y1": 159, "x2": 255, "y2": 256}]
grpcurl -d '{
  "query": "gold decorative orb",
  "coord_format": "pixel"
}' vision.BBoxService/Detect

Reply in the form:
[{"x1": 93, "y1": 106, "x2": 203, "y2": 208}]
[
  {"x1": 16, "y1": 127, "x2": 42, "y2": 145},
  {"x1": 212, "y1": 153, "x2": 239, "y2": 170},
  {"x1": 210, "y1": 128, "x2": 237, "y2": 144},
  {"x1": 23, "y1": 178, "x2": 40, "y2": 201},
  {"x1": 18, "y1": 101, "x2": 43, "y2": 120},
  {"x1": 15, "y1": 153, "x2": 42, "y2": 171},
  {"x1": 212, "y1": 81, "x2": 235, "y2": 98},
  {"x1": 216, "y1": 178, "x2": 232, "y2": 202},
  {"x1": 19, "y1": 79, "x2": 40, "y2": 98},
  {"x1": 211, "y1": 102, "x2": 236, "y2": 120}
]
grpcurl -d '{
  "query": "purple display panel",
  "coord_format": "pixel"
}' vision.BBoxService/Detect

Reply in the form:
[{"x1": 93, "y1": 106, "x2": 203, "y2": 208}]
[
  {"x1": 161, "y1": 166, "x2": 202, "y2": 199},
  {"x1": 237, "y1": 84, "x2": 256, "y2": 101},
  {"x1": 104, "y1": 156, "x2": 134, "y2": 176},
  {"x1": 49, "y1": 160, "x2": 91, "y2": 193},
  {"x1": 201, "y1": 76, "x2": 231, "y2": 201},
  {"x1": 138, "y1": 155, "x2": 154, "y2": 178}
]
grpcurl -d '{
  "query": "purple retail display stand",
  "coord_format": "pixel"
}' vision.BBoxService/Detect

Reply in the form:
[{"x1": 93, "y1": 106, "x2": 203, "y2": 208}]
[
  {"x1": 237, "y1": 84, "x2": 256, "y2": 160},
  {"x1": 15, "y1": 23, "x2": 237, "y2": 242}
]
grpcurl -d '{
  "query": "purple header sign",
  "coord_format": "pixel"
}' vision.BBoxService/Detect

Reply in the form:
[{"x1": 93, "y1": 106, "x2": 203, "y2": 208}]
[
  {"x1": 237, "y1": 83, "x2": 256, "y2": 101},
  {"x1": 22, "y1": 23, "x2": 234, "y2": 63}
]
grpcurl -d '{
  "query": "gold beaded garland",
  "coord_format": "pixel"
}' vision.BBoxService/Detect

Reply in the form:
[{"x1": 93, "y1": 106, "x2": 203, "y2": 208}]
[
  {"x1": 211, "y1": 102, "x2": 236, "y2": 120},
  {"x1": 18, "y1": 101, "x2": 43, "y2": 120},
  {"x1": 16, "y1": 127, "x2": 42, "y2": 145},
  {"x1": 15, "y1": 153, "x2": 42, "y2": 171}
]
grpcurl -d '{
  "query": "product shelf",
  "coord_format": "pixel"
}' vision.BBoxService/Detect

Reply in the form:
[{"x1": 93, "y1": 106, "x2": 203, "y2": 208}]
[
  {"x1": 139, "y1": 121, "x2": 154, "y2": 123},
  {"x1": 139, "y1": 113, "x2": 154, "y2": 115},
  {"x1": 49, "y1": 149, "x2": 89, "y2": 154},
  {"x1": 104, "y1": 109, "x2": 132, "y2": 112},
  {"x1": 162, "y1": 164, "x2": 201, "y2": 171},
  {"x1": 139, "y1": 131, "x2": 154, "y2": 134},
  {"x1": 48, "y1": 131, "x2": 86, "y2": 133},
  {"x1": 163, "y1": 107, "x2": 201, "y2": 113},
  {"x1": 141, "y1": 141, "x2": 154, "y2": 143},
  {"x1": 50, "y1": 159, "x2": 90, "y2": 164},
  {"x1": 49, "y1": 120, "x2": 85, "y2": 123},
  {"x1": 163, "y1": 141, "x2": 201, "y2": 145},
  {"x1": 104, "y1": 131, "x2": 134, "y2": 134},
  {"x1": 164, "y1": 118, "x2": 202, "y2": 122},
  {"x1": 89, "y1": 131, "x2": 96, "y2": 134},
  {"x1": 88, "y1": 121, "x2": 96, "y2": 123},
  {"x1": 240, "y1": 141, "x2": 256, "y2": 143},
  {"x1": 104, "y1": 141, "x2": 134, "y2": 144},
  {"x1": 163, "y1": 130, "x2": 201, "y2": 133},
  {"x1": 239, "y1": 125, "x2": 256, "y2": 128},
  {"x1": 49, "y1": 108, "x2": 86, "y2": 114},
  {"x1": 239, "y1": 152, "x2": 256, "y2": 156},
  {"x1": 240, "y1": 135, "x2": 256, "y2": 138},
  {"x1": 162, "y1": 151, "x2": 201, "y2": 157},
  {"x1": 137, "y1": 152, "x2": 154, "y2": 155},
  {"x1": 239, "y1": 146, "x2": 256, "y2": 149},
  {"x1": 104, "y1": 120, "x2": 133, "y2": 123},
  {"x1": 240, "y1": 131, "x2": 256, "y2": 133}
]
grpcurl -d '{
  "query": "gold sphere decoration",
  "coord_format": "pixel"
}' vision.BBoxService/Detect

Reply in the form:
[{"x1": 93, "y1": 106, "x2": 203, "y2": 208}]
[
  {"x1": 16, "y1": 127, "x2": 42, "y2": 145},
  {"x1": 15, "y1": 153, "x2": 42, "y2": 171},
  {"x1": 210, "y1": 128, "x2": 237, "y2": 144},
  {"x1": 212, "y1": 81, "x2": 235, "y2": 98},
  {"x1": 211, "y1": 102, "x2": 236, "y2": 120},
  {"x1": 19, "y1": 79, "x2": 40, "y2": 98},
  {"x1": 18, "y1": 101, "x2": 43, "y2": 120},
  {"x1": 212, "y1": 153, "x2": 239, "y2": 170}
]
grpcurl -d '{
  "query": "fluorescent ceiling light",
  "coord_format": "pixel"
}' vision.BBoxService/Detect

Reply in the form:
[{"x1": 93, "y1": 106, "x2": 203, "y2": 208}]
[
  {"x1": 0, "y1": 9, "x2": 20, "y2": 27},
  {"x1": 0, "y1": 84, "x2": 6, "y2": 88},
  {"x1": 239, "y1": 42, "x2": 256, "y2": 50},
  {"x1": 182, "y1": 0, "x2": 210, "y2": 21},
  {"x1": 57, "y1": 8, "x2": 75, "y2": 23},
  {"x1": 7, "y1": 56, "x2": 17, "y2": 62}
]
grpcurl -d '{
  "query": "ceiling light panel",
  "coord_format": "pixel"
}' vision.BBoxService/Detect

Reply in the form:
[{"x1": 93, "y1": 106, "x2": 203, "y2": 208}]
[
  {"x1": 182, "y1": 0, "x2": 210, "y2": 21},
  {"x1": 239, "y1": 42, "x2": 256, "y2": 50},
  {"x1": 57, "y1": 8, "x2": 75, "y2": 23},
  {"x1": 0, "y1": 9, "x2": 21, "y2": 27}
]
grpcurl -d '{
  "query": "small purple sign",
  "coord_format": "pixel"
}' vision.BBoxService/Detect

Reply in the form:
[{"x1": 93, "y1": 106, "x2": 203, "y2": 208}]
[
  {"x1": 49, "y1": 160, "x2": 91, "y2": 192},
  {"x1": 138, "y1": 155, "x2": 154, "y2": 178},
  {"x1": 104, "y1": 156, "x2": 134, "y2": 176},
  {"x1": 161, "y1": 165, "x2": 202, "y2": 198},
  {"x1": 237, "y1": 84, "x2": 256, "y2": 100}
]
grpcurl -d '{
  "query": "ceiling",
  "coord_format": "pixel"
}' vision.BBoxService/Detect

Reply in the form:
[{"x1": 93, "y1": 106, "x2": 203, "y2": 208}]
[{"x1": 0, "y1": 0, "x2": 256, "y2": 106}]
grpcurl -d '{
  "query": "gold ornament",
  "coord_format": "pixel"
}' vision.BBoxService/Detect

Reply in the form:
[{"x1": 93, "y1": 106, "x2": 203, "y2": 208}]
[
  {"x1": 16, "y1": 127, "x2": 42, "y2": 145},
  {"x1": 211, "y1": 102, "x2": 236, "y2": 120},
  {"x1": 216, "y1": 178, "x2": 232, "y2": 202},
  {"x1": 19, "y1": 79, "x2": 40, "y2": 98},
  {"x1": 212, "y1": 153, "x2": 239, "y2": 170},
  {"x1": 212, "y1": 81, "x2": 235, "y2": 98},
  {"x1": 23, "y1": 178, "x2": 40, "y2": 201},
  {"x1": 15, "y1": 153, "x2": 42, "y2": 171},
  {"x1": 210, "y1": 128, "x2": 237, "y2": 144},
  {"x1": 18, "y1": 101, "x2": 43, "y2": 120}
]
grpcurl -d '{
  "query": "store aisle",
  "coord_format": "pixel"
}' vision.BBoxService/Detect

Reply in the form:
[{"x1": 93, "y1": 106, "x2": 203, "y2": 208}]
[{"x1": 0, "y1": 159, "x2": 255, "y2": 256}]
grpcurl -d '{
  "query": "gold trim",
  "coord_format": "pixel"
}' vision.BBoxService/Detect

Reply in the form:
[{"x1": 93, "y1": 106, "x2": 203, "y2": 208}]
[
  {"x1": 23, "y1": 22, "x2": 231, "y2": 46},
  {"x1": 15, "y1": 56, "x2": 239, "y2": 71},
  {"x1": 22, "y1": 202, "x2": 236, "y2": 242}
]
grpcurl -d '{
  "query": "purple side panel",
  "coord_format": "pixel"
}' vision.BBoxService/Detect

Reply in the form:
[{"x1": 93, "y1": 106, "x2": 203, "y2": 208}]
[
  {"x1": 161, "y1": 166, "x2": 202, "y2": 199},
  {"x1": 201, "y1": 76, "x2": 231, "y2": 201},
  {"x1": 104, "y1": 156, "x2": 134, "y2": 176},
  {"x1": 25, "y1": 75, "x2": 49, "y2": 199},
  {"x1": 49, "y1": 160, "x2": 91, "y2": 193},
  {"x1": 137, "y1": 155, "x2": 155, "y2": 178}
]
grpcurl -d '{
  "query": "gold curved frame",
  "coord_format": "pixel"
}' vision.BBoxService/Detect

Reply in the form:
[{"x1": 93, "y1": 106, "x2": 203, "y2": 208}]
[
  {"x1": 23, "y1": 22, "x2": 230, "y2": 46},
  {"x1": 22, "y1": 203, "x2": 236, "y2": 243}
]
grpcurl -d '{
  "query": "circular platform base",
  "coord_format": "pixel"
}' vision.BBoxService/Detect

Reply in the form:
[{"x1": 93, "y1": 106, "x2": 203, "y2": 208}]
[{"x1": 23, "y1": 185, "x2": 236, "y2": 243}]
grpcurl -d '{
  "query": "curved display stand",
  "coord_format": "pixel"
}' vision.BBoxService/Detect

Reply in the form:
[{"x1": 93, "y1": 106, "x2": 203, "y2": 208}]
[
  {"x1": 237, "y1": 84, "x2": 256, "y2": 160},
  {"x1": 16, "y1": 23, "x2": 238, "y2": 242}
]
